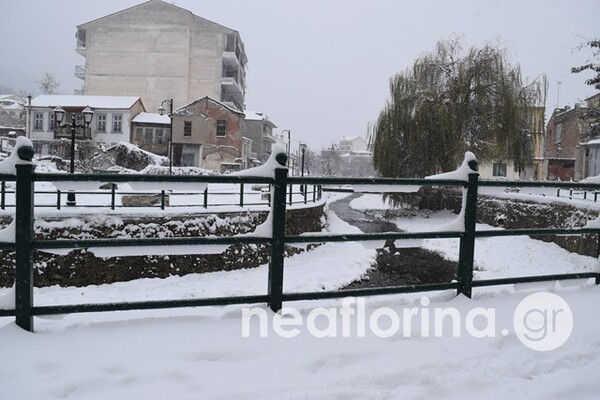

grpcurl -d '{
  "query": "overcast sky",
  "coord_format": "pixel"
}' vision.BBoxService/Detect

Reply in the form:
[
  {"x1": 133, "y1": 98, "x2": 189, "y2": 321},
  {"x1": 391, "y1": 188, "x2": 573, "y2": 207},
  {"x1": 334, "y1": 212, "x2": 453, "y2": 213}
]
[{"x1": 2, "y1": 0, "x2": 599, "y2": 150}]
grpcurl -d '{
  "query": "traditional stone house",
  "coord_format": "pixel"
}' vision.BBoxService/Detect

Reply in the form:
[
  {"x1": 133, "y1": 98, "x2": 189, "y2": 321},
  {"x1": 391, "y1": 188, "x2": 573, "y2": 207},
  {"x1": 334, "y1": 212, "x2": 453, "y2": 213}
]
[{"x1": 172, "y1": 96, "x2": 245, "y2": 172}]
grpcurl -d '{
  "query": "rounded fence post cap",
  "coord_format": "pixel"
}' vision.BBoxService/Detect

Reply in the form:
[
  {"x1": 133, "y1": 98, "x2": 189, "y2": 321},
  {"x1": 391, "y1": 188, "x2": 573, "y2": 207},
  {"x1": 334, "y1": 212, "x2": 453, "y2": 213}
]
[
  {"x1": 275, "y1": 152, "x2": 287, "y2": 167},
  {"x1": 17, "y1": 145, "x2": 35, "y2": 162}
]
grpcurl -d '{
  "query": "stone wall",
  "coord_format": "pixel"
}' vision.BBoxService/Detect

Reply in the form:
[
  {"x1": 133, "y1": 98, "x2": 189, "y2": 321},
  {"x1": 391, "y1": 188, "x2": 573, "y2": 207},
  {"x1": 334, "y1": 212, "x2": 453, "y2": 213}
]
[
  {"x1": 386, "y1": 188, "x2": 600, "y2": 257},
  {"x1": 0, "y1": 204, "x2": 324, "y2": 288}
]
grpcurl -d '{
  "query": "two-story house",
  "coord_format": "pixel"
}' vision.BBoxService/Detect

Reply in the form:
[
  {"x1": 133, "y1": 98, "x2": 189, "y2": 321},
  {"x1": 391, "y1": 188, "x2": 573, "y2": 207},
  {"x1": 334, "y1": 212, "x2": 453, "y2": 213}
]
[
  {"x1": 172, "y1": 96, "x2": 245, "y2": 172},
  {"x1": 29, "y1": 94, "x2": 145, "y2": 157}
]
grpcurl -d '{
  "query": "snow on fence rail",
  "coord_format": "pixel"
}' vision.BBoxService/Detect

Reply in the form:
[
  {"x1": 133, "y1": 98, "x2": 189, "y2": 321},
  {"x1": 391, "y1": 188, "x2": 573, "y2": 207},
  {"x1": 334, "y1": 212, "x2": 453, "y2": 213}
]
[{"x1": 1, "y1": 143, "x2": 600, "y2": 332}]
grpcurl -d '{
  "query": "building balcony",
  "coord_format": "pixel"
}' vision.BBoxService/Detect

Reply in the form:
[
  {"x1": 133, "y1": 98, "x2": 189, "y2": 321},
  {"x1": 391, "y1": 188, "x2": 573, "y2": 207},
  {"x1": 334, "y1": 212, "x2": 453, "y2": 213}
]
[
  {"x1": 74, "y1": 65, "x2": 85, "y2": 80},
  {"x1": 222, "y1": 51, "x2": 240, "y2": 69},
  {"x1": 76, "y1": 39, "x2": 86, "y2": 56}
]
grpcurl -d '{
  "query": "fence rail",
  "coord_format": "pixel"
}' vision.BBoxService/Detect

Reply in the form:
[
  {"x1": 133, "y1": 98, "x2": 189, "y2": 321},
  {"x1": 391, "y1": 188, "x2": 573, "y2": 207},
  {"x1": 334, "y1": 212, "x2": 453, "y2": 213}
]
[{"x1": 1, "y1": 150, "x2": 600, "y2": 332}]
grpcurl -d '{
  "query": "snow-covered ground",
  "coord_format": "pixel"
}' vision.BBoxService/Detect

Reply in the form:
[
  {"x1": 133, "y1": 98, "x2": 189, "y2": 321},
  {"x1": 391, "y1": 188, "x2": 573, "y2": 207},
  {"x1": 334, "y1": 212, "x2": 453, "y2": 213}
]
[{"x1": 1, "y1": 191, "x2": 600, "y2": 399}]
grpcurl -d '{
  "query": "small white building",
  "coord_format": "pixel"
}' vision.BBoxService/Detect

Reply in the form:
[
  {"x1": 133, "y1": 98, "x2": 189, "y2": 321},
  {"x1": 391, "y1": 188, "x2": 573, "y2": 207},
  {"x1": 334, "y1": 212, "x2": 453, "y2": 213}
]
[
  {"x1": 478, "y1": 160, "x2": 521, "y2": 180},
  {"x1": 338, "y1": 136, "x2": 368, "y2": 152},
  {"x1": 30, "y1": 95, "x2": 145, "y2": 145}
]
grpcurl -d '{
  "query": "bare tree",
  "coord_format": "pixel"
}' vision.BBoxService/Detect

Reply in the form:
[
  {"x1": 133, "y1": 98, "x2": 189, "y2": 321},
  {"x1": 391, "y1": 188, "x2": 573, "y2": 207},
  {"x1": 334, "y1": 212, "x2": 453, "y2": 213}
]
[{"x1": 37, "y1": 72, "x2": 60, "y2": 94}]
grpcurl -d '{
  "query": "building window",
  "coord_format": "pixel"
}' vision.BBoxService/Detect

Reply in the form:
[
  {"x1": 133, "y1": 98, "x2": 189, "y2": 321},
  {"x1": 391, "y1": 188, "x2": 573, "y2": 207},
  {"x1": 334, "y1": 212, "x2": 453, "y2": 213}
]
[
  {"x1": 34, "y1": 112, "x2": 43, "y2": 131},
  {"x1": 493, "y1": 162, "x2": 507, "y2": 177},
  {"x1": 181, "y1": 153, "x2": 195, "y2": 167},
  {"x1": 555, "y1": 123, "x2": 562, "y2": 143},
  {"x1": 144, "y1": 127, "x2": 154, "y2": 143},
  {"x1": 49, "y1": 113, "x2": 55, "y2": 130},
  {"x1": 112, "y1": 114, "x2": 123, "y2": 133},
  {"x1": 184, "y1": 121, "x2": 192, "y2": 137},
  {"x1": 216, "y1": 120, "x2": 227, "y2": 137},
  {"x1": 155, "y1": 128, "x2": 165, "y2": 144},
  {"x1": 97, "y1": 114, "x2": 107, "y2": 133}
]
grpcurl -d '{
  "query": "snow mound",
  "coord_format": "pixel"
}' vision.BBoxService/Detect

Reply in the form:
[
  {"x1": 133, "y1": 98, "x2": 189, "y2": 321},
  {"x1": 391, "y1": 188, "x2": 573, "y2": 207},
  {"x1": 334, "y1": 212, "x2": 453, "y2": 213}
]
[
  {"x1": 0, "y1": 136, "x2": 34, "y2": 175},
  {"x1": 425, "y1": 151, "x2": 477, "y2": 181},
  {"x1": 231, "y1": 144, "x2": 287, "y2": 177}
]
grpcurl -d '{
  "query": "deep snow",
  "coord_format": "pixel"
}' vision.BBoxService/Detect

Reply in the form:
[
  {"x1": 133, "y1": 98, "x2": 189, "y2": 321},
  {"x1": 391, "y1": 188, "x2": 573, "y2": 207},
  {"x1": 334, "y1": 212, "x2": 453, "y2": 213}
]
[{"x1": 1, "y1": 192, "x2": 600, "y2": 399}]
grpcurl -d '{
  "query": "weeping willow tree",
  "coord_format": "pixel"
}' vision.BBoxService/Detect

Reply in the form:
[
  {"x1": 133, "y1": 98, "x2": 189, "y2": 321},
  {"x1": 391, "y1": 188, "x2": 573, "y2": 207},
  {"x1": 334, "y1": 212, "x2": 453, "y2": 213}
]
[{"x1": 372, "y1": 37, "x2": 547, "y2": 177}]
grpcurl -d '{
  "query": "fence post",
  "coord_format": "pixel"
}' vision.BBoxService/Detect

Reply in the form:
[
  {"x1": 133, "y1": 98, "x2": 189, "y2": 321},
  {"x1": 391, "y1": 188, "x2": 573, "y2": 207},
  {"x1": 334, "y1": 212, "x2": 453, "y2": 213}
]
[
  {"x1": 160, "y1": 190, "x2": 166, "y2": 210},
  {"x1": 240, "y1": 183, "x2": 244, "y2": 207},
  {"x1": 268, "y1": 166, "x2": 288, "y2": 313},
  {"x1": 203, "y1": 187, "x2": 208, "y2": 209},
  {"x1": 15, "y1": 160, "x2": 35, "y2": 332},
  {"x1": 288, "y1": 184, "x2": 293, "y2": 205},
  {"x1": 56, "y1": 189, "x2": 61, "y2": 210},
  {"x1": 111, "y1": 184, "x2": 116, "y2": 210},
  {"x1": 457, "y1": 172, "x2": 479, "y2": 298},
  {"x1": 1, "y1": 181, "x2": 5, "y2": 210}
]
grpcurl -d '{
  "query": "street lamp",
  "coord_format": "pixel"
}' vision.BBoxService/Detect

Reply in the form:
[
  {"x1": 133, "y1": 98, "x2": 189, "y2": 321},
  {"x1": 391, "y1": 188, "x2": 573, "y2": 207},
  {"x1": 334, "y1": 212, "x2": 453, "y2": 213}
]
[
  {"x1": 281, "y1": 129, "x2": 291, "y2": 170},
  {"x1": 53, "y1": 105, "x2": 94, "y2": 206},
  {"x1": 158, "y1": 98, "x2": 174, "y2": 173},
  {"x1": 299, "y1": 142, "x2": 307, "y2": 177},
  {"x1": 300, "y1": 142, "x2": 307, "y2": 198}
]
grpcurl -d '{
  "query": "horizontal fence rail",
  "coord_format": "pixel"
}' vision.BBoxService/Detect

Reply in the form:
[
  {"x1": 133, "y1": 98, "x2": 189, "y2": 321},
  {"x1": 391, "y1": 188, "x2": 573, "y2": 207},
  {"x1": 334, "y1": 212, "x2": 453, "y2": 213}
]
[{"x1": 1, "y1": 155, "x2": 600, "y2": 331}]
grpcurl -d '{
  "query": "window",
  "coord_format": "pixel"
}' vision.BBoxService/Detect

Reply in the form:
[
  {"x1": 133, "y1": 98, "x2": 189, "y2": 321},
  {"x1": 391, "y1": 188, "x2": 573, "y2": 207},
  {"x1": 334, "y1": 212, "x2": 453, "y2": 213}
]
[
  {"x1": 49, "y1": 113, "x2": 55, "y2": 130},
  {"x1": 555, "y1": 123, "x2": 562, "y2": 143},
  {"x1": 135, "y1": 127, "x2": 143, "y2": 142},
  {"x1": 184, "y1": 121, "x2": 192, "y2": 137},
  {"x1": 155, "y1": 128, "x2": 165, "y2": 144},
  {"x1": 112, "y1": 114, "x2": 123, "y2": 133},
  {"x1": 216, "y1": 120, "x2": 227, "y2": 137},
  {"x1": 181, "y1": 153, "x2": 195, "y2": 167},
  {"x1": 144, "y1": 128, "x2": 154, "y2": 143},
  {"x1": 97, "y1": 114, "x2": 107, "y2": 133},
  {"x1": 493, "y1": 162, "x2": 507, "y2": 177},
  {"x1": 34, "y1": 113, "x2": 43, "y2": 131}
]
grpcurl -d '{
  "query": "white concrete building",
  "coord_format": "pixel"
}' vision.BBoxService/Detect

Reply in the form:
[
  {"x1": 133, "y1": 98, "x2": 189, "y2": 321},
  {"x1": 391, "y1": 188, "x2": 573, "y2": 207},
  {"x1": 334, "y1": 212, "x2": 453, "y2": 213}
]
[
  {"x1": 29, "y1": 95, "x2": 145, "y2": 145},
  {"x1": 75, "y1": 0, "x2": 248, "y2": 113},
  {"x1": 338, "y1": 136, "x2": 368, "y2": 153}
]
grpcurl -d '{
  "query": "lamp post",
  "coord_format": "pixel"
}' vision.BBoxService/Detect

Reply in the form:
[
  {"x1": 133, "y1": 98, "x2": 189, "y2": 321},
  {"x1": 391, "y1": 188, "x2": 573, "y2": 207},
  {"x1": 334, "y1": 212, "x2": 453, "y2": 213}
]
[
  {"x1": 281, "y1": 129, "x2": 291, "y2": 170},
  {"x1": 158, "y1": 98, "x2": 173, "y2": 173},
  {"x1": 53, "y1": 105, "x2": 94, "y2": 206},
  {"x1": 300, "y1": 142, "x2": 307, "y2": 198},
  {"x1": 299, "y1": 142, "x2": 307, "y2": 177}
]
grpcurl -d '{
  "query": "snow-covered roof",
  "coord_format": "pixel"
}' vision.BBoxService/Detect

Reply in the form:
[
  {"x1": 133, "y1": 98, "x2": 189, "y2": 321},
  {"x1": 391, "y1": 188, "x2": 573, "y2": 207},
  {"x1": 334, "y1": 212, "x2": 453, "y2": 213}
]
[
  {"x1": 132, "y1": 112, "x2": 170, "y2": 125},
  {"x1": 581, "y1": 139, "x2": 600, "y2": 146},
  {"x1": 31, "y1": 95, "x2": 143, "y2": 110},
  {"x1": 244, "y1": 111, "x2": 277, "y2": 127}
]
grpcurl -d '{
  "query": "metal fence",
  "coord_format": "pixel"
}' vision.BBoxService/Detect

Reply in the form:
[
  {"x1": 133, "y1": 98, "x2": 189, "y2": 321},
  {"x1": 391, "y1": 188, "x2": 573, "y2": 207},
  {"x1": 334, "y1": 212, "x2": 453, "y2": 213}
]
[
  {"x1": 0, "y1": 180, "x2": 321, "y2": 210},
  {"x1": 1, "y1": 150, "x2": 600, "y2": 332}
]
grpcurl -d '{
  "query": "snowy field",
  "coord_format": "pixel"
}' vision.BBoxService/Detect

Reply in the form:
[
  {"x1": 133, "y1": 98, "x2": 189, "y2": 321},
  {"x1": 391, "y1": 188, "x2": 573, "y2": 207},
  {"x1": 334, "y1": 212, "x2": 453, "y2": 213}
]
[{"x1": 1, "y1": 191, "x2": 600, "y2": 399}]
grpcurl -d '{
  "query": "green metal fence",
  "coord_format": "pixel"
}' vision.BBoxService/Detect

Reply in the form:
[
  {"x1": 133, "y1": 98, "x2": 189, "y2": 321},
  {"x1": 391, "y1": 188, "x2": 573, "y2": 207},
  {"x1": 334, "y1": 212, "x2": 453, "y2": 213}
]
[{"x1": 1, "y1": 149, "x2": 600, "y2": 332}]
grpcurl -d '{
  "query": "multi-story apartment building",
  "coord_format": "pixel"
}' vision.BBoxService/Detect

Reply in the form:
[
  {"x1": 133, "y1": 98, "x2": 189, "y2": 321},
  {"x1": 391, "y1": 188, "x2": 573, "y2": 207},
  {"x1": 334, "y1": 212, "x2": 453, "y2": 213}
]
[{"x1": 75, "y1": 0, "x2": 248, "y2": 113}]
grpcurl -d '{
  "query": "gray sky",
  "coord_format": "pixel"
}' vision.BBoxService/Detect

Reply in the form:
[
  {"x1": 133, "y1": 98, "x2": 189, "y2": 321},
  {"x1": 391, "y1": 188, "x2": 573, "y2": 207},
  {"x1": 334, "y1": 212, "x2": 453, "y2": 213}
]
[{"x1": 2, "y1": 0, "x2": 599, "y2": 150}]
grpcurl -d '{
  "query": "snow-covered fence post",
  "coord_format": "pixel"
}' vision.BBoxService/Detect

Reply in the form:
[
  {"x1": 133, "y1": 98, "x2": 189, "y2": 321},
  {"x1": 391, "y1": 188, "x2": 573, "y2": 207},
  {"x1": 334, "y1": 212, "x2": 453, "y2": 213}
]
[
  {"x1": 268, "y1": 152, "x2": 288, "y2": 312},
  {"x1": 15, "y1": 143, "x2": 36, "y2": 332},
  {"x1": 239, "y1": 183, "x2": 244, "y2": 207},
  {"x1": 457, "y1": 171, "x2": 479, "y2": 298},
  {"x1": 1, "y1": 181, "x2": 5, "y2": 210}
]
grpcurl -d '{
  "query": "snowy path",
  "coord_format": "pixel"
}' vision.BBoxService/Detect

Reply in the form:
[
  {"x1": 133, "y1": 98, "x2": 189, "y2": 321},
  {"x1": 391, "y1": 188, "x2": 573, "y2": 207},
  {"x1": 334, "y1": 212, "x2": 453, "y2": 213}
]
[{"x1": 1, "y1": 192, "x2": 600, "y2": 399}]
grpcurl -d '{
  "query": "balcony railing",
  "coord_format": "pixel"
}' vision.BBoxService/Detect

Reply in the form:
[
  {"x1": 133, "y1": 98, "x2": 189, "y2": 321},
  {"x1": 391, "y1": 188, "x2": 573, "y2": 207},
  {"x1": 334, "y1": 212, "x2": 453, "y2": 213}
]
[{"x1": 74, "y1": 65, "x2": 85, "y2": 80}]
